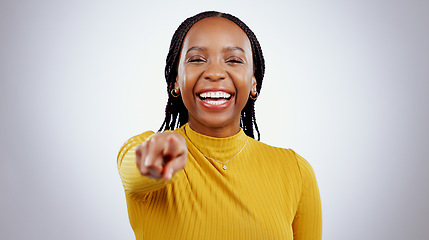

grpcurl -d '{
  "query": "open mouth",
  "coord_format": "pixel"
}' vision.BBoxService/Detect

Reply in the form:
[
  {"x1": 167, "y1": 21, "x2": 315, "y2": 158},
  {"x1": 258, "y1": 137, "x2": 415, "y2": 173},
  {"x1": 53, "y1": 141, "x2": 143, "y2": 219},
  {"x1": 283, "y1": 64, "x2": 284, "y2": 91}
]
[{"x1": 197, "y1": 91, "x2": 232, "y2": 106}]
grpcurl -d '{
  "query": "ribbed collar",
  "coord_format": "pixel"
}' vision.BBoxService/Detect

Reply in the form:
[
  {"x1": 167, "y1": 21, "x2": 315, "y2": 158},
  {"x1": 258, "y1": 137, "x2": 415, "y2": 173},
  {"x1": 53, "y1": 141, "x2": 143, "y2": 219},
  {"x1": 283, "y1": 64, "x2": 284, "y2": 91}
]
[{"x1": 179, "y1": 123, "x2": 249, "y2": 161}]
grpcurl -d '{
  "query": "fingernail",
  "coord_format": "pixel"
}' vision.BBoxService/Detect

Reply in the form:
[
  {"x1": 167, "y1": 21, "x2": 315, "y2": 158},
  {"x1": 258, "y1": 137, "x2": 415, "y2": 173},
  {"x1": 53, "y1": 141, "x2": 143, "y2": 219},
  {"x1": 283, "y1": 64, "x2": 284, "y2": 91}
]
[
  {"x1": 169, "y1": 168, "x2": 174, "y2": 179},
  {"x1": 144, "y1": 157, "x2": 150, "y2": 166}
]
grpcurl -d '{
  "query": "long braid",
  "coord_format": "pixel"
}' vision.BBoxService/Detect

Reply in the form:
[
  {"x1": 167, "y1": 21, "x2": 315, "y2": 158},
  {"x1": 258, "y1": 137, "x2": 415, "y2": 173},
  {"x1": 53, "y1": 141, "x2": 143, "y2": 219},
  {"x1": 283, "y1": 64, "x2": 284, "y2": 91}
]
[{"x1": 159, "y1": 11, "x2": 265, "y2": 140}]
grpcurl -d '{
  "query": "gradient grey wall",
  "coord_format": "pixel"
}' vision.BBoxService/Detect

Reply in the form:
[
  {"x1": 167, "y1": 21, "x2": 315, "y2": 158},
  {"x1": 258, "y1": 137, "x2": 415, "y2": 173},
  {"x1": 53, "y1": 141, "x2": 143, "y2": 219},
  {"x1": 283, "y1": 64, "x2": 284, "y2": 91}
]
[{"x1": 1, "y1": 0, "x2": 428, "y2": 239}]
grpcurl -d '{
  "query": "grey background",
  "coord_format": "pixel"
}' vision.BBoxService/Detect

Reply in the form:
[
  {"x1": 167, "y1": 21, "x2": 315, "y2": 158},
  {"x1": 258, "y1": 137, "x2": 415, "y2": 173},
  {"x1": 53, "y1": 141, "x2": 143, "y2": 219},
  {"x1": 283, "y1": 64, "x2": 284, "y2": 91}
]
[{"x1": 1, "y1": 0, "x2": 428, "y2": 239}]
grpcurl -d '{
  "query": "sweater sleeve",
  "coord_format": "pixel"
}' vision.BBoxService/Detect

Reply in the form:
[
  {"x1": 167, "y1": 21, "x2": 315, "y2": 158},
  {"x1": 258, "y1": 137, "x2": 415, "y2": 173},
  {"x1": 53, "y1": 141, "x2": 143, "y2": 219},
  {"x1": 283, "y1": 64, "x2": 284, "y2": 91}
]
[
  {"x1": 117, "y1": 131, "x2": 176, "y2": 197},
  {"x1": 292, "y1": 151, "x2": 323, "y2": 240}
]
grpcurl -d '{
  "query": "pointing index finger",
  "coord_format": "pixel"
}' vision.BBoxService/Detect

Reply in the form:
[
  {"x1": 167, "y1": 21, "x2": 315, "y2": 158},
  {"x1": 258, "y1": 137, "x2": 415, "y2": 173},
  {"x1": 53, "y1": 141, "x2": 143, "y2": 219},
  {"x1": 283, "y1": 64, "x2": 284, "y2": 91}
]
[{"x1": 163, "y1": 135, "x2": 180, "y2": 157}]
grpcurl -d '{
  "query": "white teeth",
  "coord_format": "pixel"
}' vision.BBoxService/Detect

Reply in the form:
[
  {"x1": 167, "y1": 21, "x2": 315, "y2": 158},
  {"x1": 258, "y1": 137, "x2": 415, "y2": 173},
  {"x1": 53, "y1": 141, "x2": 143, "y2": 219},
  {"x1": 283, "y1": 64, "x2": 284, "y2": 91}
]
[
  {"x1": 199, "y1": 91, "x2": 231, "y2": 99},
  {"x1": 204, "y1": 99, "x2": 228, "y2": 105}
]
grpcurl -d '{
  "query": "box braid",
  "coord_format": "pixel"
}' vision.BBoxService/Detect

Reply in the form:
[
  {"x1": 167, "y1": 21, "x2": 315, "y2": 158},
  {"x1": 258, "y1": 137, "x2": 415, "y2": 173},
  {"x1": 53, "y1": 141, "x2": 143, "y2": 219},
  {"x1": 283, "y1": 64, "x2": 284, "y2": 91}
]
[{"x1": 159, "y1": 11, "x2": 265, "y2": 140}]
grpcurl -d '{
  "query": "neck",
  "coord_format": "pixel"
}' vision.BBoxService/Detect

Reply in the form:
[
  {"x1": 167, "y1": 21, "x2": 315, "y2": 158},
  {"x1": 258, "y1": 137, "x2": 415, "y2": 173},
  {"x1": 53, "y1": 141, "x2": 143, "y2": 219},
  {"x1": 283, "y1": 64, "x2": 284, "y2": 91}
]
[{"x1": 187, "y1": 121, "x2": 240, "y2": 138}]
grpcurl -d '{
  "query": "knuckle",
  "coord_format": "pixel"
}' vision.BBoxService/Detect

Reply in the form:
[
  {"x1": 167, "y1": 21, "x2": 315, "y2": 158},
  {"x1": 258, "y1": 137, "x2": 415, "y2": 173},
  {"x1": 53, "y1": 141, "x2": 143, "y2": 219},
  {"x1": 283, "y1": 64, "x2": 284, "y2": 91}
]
[
  {"x1": 150, "y1": 134, "x2": 159, "y2": 142},
  {"x1": 144, "y1": 155, "x2": 151, "y2": 166}
]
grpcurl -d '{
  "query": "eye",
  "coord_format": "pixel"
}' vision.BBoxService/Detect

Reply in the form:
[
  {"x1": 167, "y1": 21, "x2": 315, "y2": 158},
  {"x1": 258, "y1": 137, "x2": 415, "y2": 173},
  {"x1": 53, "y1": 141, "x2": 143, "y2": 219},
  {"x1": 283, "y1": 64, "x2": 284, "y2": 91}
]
[
  {"x1": 226, "y1": 57, "x2": 244, "y2": 64},
  {"x1": 187, "y1": 56, "x2": 206, "y2": 63}
]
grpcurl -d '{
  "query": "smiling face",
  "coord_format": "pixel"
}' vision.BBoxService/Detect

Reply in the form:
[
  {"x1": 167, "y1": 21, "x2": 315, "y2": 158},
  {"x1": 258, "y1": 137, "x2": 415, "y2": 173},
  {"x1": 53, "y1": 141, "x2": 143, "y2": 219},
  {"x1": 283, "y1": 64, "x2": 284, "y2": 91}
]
[{"x1": 176, "y1": 17, "x2": 256, "y2": 137}]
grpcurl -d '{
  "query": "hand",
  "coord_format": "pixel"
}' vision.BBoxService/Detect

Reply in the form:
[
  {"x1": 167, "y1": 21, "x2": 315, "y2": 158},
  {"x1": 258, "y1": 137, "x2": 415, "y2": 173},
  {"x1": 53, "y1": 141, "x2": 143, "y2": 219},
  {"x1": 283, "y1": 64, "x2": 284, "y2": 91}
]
[{"x1": 135, "y1": 132, "x2": 187, "y2": 181}]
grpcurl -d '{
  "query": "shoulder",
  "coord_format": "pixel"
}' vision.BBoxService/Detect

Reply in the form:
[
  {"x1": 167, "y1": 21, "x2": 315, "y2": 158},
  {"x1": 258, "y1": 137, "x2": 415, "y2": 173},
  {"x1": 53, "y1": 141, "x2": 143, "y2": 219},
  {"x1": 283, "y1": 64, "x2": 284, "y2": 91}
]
[
  {"x1": 287, "y1": 149, "x2": 319, "y2": 198},
  {"x1": 250, "y1": 138, "x2": 298, "y2": 162},
  {"x1": 117, "y1": 131, "x2": 155, "y2": 165},
  {"x1": 289, "y1": 149, "x2": 317, "y2": 180},
  {"x1": 251, "y1": 140, "x2": 316, "y2": 178}
]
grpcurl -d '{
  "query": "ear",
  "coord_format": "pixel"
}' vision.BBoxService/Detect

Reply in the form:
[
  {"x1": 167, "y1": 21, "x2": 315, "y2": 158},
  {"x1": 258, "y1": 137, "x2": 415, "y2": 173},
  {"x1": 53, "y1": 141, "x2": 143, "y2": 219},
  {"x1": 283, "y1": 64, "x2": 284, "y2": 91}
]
[
  {"x1": 251, "y1": 76, "x2": 257, "y2": 94},
  {"x1": 174, "y1": 76, "x2": 179, "y2": 90}
]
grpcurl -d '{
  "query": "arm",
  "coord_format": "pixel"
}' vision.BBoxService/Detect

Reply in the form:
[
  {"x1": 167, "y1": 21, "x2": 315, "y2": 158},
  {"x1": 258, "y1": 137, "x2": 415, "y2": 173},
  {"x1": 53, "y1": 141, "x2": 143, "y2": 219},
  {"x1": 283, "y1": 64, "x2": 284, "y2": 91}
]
[
  {"x1": 292, "y1": 152, "x2": 323, "y2": 240},
  {"x1": 117, "y1": 131, "x2": 167, "y2": 196}
]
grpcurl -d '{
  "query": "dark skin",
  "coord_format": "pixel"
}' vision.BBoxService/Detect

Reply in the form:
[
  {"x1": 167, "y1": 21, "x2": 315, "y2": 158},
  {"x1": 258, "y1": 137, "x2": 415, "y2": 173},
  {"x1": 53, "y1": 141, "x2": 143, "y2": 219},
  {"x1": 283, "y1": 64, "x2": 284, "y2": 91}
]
[{"x1": 135, "y1": 17, "x2": 258, "y2": 181}]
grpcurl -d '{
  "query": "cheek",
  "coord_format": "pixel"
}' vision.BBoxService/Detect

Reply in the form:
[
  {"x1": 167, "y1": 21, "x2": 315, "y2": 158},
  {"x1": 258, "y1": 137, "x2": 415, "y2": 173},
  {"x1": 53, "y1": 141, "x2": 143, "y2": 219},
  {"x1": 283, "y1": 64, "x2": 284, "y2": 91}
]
[
  {"x1": 176, "y1": 66, "x2": 188, "y2": 90},
  {"x1": 241, "y1": 75, "x2": 254, "y2": 99},
  {"x1": 235, "y1": 72, "x2": 254, "y2": 91},
  {"x1": 177, "y1": 71, "x2": 198, "y2": 109},
  {"x1": 178, "y1": 71, "x2": 195, "y2": 93}
]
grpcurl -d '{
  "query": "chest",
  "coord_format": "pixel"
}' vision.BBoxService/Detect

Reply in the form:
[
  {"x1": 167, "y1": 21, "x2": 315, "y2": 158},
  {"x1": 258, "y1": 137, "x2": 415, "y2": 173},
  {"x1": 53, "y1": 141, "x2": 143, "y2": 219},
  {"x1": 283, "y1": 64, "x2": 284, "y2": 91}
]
[{"x1": 139, "y1": 155, "x2": 301, "y2": 239}]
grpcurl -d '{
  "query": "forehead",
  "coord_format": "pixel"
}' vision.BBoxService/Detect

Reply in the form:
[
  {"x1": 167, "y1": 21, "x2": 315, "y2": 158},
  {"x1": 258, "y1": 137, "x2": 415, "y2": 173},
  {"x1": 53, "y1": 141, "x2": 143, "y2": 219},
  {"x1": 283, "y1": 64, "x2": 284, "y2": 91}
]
[{"x1": 183, "y1": 17, "x2": 251, "y2": 51}]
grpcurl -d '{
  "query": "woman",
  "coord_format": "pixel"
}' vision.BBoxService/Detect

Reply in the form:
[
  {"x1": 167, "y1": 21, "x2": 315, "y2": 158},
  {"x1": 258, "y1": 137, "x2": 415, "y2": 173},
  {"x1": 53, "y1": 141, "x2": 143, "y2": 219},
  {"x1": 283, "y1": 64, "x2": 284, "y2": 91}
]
[{"x1": 117, "y1": 11, "x2": 322, "y2": 239}]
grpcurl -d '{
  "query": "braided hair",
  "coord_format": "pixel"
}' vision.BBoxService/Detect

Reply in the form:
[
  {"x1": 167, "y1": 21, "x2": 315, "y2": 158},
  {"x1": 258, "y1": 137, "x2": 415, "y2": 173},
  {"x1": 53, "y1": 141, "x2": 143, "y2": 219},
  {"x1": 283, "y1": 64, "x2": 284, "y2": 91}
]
[{"x1": 159, "y1": 11, "x2": 265, "y2": 140}]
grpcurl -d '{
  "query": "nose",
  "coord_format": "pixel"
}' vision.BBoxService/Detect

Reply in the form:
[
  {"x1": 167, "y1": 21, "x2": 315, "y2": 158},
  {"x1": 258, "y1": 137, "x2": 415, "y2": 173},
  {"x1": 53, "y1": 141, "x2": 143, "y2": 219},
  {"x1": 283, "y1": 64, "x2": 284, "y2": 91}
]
[{"x1": 203, "y1": 61, "x2": 227, "y2": 81}]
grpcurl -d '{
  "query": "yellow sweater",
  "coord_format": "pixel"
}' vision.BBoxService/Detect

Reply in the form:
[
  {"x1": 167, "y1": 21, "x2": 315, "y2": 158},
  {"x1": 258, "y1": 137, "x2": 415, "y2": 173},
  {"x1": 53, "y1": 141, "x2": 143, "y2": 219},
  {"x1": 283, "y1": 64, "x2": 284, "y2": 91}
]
[{"x1": 117, "y1": 124, "x2": 322, "y2": 239}]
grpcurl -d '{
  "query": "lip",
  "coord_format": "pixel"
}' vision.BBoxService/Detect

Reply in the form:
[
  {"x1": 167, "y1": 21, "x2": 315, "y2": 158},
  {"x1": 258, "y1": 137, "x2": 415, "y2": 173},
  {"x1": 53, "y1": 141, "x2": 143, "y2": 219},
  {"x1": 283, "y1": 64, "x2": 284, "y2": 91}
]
[{"x1": 196, "y1": 88, "x2": 234, "y2": 111}]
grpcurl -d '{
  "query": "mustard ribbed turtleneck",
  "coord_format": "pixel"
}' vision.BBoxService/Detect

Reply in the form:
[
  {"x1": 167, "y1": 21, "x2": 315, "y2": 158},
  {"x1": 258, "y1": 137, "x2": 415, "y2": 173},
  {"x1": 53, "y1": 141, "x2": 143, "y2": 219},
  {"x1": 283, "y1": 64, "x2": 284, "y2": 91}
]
[
  {"x1": 117, "y1": 124, "x2": 322, "y2": 239},
  {"x1": 181, "y1": 124, "x2": 248, "y2": 170}
]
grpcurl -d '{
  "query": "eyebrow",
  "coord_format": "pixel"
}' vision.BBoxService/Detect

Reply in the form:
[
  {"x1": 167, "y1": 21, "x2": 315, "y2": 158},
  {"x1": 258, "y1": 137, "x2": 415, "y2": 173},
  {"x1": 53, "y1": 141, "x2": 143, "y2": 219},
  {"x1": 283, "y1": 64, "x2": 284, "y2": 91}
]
[
  {"x1": 186, "y1": 46, "x2": 246, "y2": 54},
  {"x1": 225, "y1": 46, "x2": 245, "y2": 53},
  {"x1": 186, "y1": 46, "x2": 207, "y2": 54}
]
